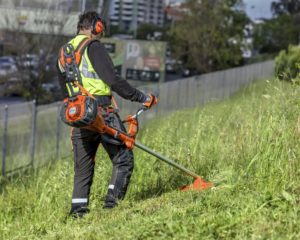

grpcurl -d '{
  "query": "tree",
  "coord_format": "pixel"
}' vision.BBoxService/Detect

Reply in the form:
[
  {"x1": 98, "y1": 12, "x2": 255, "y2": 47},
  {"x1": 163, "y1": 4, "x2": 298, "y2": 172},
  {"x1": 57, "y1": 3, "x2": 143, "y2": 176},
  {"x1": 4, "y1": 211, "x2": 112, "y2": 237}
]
[
  {"x1": 14, "y1": 32, "x2": 67, "y2": 103},
  {"x1": 1, "y1": 6, "x2": 72, "y2": 103},
  {"x1": 168, "y1": 0, "x2": 249, "y2": 73},
  {"x1": 253, "y1": 15, "x2": 299, "y2": 53},
  {"x1": 136, "y1": 23, "x2": 169, "y2": 41},
  {"x1": 253, "y1": 0, "x2": 300, "y2": 54},
  {"x1": 271, "y1": 0, "x2": 300, "y2": 16}
]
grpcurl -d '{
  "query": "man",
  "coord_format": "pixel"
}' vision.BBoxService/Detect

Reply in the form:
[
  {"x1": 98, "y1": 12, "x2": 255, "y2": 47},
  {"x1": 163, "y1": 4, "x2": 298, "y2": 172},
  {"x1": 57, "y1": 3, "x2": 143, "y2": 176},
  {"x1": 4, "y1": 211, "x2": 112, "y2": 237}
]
[{"x1": 57, "y1": 11, "x2": 157, "y2": 217}]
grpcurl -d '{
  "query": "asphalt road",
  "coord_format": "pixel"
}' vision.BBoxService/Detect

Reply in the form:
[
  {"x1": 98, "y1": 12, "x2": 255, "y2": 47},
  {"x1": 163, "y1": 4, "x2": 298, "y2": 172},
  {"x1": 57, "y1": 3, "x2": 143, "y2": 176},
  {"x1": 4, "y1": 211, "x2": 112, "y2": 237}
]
[{"x1": 0, "y1": 97, "x2": 25, "y2": 106}]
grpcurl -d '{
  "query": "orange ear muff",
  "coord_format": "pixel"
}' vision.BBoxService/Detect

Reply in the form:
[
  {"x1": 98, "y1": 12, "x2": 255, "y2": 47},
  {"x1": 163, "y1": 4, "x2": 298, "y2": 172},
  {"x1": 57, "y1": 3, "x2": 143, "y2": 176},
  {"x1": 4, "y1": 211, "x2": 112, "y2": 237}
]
[{"x1": 95, "y1": 20, "x2": 104, "y2": 34}]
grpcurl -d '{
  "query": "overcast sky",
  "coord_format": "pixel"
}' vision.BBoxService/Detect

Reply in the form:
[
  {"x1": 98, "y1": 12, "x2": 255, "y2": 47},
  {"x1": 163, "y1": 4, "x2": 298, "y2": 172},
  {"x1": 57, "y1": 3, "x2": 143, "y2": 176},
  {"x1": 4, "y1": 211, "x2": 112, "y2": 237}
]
[{"x1": 243, "y1": 0, "x2": 277, "y2": 20}]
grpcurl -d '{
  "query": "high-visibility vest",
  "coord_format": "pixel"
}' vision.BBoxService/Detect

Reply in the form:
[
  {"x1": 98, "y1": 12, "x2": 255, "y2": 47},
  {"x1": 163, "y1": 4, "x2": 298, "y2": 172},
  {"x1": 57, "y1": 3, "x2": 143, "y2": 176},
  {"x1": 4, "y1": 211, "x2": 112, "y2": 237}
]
[{"x1": 58, "y1": 35, "x2": 111, "y2": 97}]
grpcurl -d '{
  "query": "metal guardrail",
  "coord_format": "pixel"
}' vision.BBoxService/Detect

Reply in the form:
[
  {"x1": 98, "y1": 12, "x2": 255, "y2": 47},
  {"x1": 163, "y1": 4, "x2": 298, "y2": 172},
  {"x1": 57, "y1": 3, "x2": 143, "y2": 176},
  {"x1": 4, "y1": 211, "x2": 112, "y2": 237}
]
[{"x1": 0, "y1": 60, "x2": 274, "y2": 176}]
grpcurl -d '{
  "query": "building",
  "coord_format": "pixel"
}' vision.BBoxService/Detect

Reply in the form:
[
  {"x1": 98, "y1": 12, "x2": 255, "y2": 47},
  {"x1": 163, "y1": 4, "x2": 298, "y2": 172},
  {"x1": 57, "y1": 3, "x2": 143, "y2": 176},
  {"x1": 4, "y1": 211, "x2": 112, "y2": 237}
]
[
  {"x1": 164, "y1": 0, "x2": 185, "y2": 7},
  {"x1": 0, "y1": 0, "x2": 104, "y2": 13},
  {"x1": 144, "y1": 0, "x2": 165, "y2": 26},
  {"x1": 109, "y1": 0, "x2": 165, "y2": 32},
  {"x1": 0, "y1": 0, "x2": 107, "y2": 36},
  {"x1": 164, "y1": 1, "x2": 189, "y2": 24}
]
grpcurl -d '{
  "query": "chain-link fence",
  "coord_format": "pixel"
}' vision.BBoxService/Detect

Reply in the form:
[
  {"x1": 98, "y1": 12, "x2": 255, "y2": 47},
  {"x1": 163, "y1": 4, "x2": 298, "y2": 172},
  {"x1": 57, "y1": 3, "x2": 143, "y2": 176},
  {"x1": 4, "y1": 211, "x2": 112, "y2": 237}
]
[
  {"x1": 0, "y1": 60, "x2": 274, "y2": 176},
  {"x1": 0, "y1": 101, "x2": 71, "y2": 175}
]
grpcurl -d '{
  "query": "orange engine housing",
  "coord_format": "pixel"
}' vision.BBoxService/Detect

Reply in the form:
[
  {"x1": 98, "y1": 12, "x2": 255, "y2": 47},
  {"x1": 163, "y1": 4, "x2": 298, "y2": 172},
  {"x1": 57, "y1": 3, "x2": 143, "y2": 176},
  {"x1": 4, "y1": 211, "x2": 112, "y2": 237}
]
[{"x1": 60, "y1": 95, "x2": 98, "y2": 128}]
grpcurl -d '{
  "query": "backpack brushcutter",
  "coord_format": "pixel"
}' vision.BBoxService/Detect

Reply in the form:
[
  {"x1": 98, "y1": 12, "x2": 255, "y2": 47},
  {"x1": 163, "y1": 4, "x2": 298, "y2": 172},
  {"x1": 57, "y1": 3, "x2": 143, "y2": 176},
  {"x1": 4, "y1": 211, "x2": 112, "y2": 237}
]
[
  {"x1": 83, "y1": 106, "x2": 213, "y2": 191},
  {"x1": 58, "y1": 38, "x2": 213, "y2": 191}
]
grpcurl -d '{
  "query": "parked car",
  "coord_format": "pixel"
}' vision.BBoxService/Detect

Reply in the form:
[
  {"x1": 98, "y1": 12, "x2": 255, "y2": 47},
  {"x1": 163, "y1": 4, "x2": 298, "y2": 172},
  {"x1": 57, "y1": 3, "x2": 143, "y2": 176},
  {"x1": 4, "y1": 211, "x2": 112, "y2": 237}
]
[
  {"x1": 0, "y1": 56, "x2": 18, "y2": 77},
  {"x1": 166, "y1": 58, "x2": 184, "y2": 74},
  {"x1": 18, "y1": 54, "x2": 39, "y2": 70}
]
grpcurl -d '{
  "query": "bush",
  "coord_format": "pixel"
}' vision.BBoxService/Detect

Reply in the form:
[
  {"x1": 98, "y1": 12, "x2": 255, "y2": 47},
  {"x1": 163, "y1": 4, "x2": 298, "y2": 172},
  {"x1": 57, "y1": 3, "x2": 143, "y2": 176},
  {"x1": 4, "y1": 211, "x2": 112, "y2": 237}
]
[{"x1": 274, "y1": 45, "x2": 300, "y2": 81}]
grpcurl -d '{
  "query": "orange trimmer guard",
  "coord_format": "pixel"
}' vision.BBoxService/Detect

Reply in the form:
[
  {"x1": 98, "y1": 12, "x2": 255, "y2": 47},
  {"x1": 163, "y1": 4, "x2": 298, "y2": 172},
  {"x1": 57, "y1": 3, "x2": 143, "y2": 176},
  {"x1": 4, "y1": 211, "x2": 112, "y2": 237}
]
[{"x1": 180, "y1": 177, "x2": 214, "y2": 191}]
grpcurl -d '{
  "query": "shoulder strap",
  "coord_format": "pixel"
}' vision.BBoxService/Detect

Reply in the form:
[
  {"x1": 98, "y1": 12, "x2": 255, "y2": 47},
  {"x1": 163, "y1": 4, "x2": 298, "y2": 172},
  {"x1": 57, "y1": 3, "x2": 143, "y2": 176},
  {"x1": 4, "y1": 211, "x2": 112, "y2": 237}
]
[
  {"x1": 58, "y1": 37, "x2": 97, "y2": 98},
  {"x1": 59, "y1": 37, "x2": 94, "y2": 69},
  {"x1": 73, "y1": 38, "x2": 96, "y2": 65}
]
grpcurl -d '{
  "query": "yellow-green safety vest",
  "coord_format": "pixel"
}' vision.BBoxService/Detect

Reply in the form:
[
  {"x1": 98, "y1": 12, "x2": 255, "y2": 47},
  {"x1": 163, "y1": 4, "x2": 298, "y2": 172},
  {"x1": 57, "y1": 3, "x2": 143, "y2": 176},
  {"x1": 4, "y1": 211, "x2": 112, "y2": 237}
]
[{"x1": 58, "y1": 35, "x2": 111, "y2": 97}]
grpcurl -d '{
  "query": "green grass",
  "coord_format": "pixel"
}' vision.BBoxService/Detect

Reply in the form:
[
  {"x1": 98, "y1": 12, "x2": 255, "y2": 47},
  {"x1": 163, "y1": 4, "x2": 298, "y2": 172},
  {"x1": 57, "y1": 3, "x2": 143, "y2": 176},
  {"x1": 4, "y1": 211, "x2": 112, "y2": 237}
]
[{"x1": 0, "y1": 78, "x2": 300, "y2": 239}]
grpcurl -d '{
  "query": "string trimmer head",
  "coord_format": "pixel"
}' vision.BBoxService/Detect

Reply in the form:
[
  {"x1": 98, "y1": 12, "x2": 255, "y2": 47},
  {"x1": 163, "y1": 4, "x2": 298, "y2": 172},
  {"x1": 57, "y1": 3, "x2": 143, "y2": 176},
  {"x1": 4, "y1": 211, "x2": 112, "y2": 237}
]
[{"x1": 180, "y1": 177, "x2": 214, "y2": 191}]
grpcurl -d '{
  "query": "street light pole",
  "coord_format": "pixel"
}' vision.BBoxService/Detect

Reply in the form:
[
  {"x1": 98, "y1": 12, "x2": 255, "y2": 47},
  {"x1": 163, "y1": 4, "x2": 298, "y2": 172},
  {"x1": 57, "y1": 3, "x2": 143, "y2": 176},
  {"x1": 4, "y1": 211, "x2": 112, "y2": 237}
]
[
  {"x1": 81, "y1": 0, "x2": 86, "y2": 13},
  {"x1": 133, "y1": 0, "x2": 138, "y2": 38},
  {"x1": 97, "y1": 0, "x2": 103, "y2": 14}
]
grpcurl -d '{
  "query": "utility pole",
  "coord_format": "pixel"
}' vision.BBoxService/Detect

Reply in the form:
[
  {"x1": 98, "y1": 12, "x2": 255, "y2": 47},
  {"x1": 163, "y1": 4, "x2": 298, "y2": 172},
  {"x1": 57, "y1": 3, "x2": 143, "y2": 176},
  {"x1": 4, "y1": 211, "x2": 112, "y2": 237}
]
[
  {"x1": 100, "y1": 0, "x2": 110, "y2": 19},
  {"x1": 97, "y1": 0, "x2": 103, "y2": 14},
  {"x1": 133, "y1": 0, "x2": 138, "y2": 38},
  {"x1": 81, "y1": 0, "x2": 86, "y2": 12},
  {"x1": 101, "y1": 0, "x2": 111, "y2": 34},
  {"x1": 119, "y1": 0, "x2": 124, "y2": 32}
]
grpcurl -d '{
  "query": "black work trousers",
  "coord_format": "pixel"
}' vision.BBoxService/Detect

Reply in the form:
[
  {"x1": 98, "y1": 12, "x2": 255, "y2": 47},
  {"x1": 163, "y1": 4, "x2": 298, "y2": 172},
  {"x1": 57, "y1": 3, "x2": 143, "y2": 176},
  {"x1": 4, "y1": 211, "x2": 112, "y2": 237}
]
[{"x1": 70, "y1": 112, "x2": 134, "y2": 211}]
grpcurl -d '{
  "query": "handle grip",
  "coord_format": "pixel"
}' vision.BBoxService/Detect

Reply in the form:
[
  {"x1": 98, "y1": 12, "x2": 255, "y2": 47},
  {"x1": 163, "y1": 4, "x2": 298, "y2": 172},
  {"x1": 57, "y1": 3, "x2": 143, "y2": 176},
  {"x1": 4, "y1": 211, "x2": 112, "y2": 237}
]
[{"x1": 131, "y1": 107, "x2": 146, "y2": 119}]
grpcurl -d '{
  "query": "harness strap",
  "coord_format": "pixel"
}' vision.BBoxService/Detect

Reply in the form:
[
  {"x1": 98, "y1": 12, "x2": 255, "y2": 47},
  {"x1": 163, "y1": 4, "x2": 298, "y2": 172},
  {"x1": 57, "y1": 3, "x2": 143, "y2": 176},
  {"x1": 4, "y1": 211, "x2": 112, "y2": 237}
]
[
  {"x1": 111, "y1": 96, "x2": 119, "y2": 110},
  {"x1": 59, "y1": 37, "x2": 95, "y2": 96},
  {"x1": 59, "y1": 37, "x2": 93, "y2": 67},
  {"x1": 67, "y1": 82, "x2": 76, "y2": 96},
  {"x1": 74, "y1": 37, "x2": 94, "y2": 65},
  {"x1": 58, "y1": 37, "x2": 118, "y2": 108},
  {"x1": 73, "y1": 81, "x2": 96, "y2": 100}
]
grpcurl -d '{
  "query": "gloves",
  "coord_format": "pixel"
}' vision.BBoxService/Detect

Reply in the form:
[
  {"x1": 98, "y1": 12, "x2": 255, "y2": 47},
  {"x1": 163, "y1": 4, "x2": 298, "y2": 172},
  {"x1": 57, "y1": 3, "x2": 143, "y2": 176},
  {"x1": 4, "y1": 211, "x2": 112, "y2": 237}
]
[{"x1": 142, "y1": 94, "x2": 158, "y2": 109}]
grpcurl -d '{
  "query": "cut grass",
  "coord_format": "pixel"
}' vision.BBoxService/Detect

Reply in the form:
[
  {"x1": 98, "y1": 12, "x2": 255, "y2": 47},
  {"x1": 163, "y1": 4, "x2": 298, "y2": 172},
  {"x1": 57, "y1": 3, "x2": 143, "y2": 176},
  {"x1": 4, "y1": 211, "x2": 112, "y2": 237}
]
[{"x1": 0, "y1": 78, "x2": 299, "y2": 239}]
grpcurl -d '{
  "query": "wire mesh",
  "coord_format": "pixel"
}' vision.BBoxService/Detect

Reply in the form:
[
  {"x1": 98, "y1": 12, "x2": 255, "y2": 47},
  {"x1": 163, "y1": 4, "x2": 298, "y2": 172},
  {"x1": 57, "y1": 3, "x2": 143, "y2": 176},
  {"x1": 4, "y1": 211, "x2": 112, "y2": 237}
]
[{"x1": 0, "y1": 102, "x2": 32, "y2": 172}]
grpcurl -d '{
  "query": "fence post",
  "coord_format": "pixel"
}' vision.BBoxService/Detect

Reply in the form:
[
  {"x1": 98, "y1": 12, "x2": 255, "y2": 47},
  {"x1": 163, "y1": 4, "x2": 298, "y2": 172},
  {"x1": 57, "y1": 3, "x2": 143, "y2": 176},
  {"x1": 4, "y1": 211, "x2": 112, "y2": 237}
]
[
  {"x1": 176, "y1": 80, "x2": 181, "y2": 110},
  {"x1": 155, "y1": 83, "x2": 160, "y2": 117},
  {"x1": 186, "y1": 79, "x2": 190, "y2": 108},
  {"x1": 2, "y1": 105, "x2": 8, "y2": 177},
  {"x1": 30, "y1": 100, "x2": 37, "y2": 167},
  {"x1": 56, "y1": 102, "x2": 61, "y2": 160}
]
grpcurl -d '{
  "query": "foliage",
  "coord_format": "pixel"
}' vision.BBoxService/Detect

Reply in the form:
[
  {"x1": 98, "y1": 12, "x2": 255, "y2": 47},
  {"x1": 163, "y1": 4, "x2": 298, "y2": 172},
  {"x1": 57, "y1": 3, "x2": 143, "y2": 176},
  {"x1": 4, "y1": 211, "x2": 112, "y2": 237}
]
[
  {"x1": 168, "y1": 0, "x2": 249, "y2": 73},
  {"x1": 253, "y1": 0, "x2": 300, "y2": 54},
  {"x1": 274, "y1": 45, "x2": 300, "y2": 81},
  {"x1": 253, "y1": 15, "x2": 300, "y2": 54},
  {"x1": 247, "y1": 53, "x2": 276, "y2": 64},
  {"x1": 1, "y1": 79, "x2": 300, "y2": 239},
  {"x1": 136, "y1": 23, "x2": 169, "y2": 41},
  {"x1": 14, "y1": 32, "x2": 66, "y2": 104},
  {"x1": 3, "y1": 11, "x2": 68, "y2": 103},
  {"x1": 106, "y1": 25, "x2": 130, "y2": 37},
  {"x1": 271, "y1": 0, "x2": 300, "y2": 16}
]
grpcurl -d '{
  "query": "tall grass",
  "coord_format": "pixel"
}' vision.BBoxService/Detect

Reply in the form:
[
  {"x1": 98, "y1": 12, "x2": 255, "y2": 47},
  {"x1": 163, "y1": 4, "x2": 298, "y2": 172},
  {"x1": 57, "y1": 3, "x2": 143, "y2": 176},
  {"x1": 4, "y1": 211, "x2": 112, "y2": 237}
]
[{"x1": 0, "y1": 78, "x2": 299, "y2": 239}]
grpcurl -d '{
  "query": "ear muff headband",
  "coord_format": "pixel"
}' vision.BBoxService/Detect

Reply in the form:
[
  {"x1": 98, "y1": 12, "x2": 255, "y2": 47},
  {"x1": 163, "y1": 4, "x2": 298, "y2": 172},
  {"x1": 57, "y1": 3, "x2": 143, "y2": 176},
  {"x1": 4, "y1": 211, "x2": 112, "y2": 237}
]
[{"x1": 92, "y1": 17, "x2": 105, "y2": 35}]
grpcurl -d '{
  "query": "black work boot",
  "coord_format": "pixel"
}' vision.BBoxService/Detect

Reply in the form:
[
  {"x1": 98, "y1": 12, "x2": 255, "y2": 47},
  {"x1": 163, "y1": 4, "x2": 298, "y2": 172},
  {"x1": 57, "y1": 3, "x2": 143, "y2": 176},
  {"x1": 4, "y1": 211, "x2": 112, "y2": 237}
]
[
  {"x1": 103, "y1": 194, "x2": 118, "y2": 209},
  {"x1": 69, "y1": 205, "x2": 90, "y2": 218}
]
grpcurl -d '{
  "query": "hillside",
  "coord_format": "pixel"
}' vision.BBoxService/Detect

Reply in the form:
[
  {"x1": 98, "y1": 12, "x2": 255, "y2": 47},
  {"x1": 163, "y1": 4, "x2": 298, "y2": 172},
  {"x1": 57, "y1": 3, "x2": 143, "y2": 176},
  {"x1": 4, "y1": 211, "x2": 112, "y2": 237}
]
[{"x1": 0, "y1": 79, "x2": 299, "y2": 239}]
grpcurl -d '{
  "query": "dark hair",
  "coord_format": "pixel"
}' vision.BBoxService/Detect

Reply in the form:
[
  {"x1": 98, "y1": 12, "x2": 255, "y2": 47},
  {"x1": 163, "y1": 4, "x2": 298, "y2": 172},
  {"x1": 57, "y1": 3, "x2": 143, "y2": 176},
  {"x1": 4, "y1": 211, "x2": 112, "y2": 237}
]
[{"x1": 77, "y1": 11, "x2": 98, "y2": 33}]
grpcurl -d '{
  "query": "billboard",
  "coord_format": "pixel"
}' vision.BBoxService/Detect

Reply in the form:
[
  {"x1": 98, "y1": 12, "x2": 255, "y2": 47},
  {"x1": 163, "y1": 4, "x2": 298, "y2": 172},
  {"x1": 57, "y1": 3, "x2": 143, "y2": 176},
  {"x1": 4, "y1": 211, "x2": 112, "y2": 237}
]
[{"x1": 101, "y1": 38, "x2": 166, "y2": 83}]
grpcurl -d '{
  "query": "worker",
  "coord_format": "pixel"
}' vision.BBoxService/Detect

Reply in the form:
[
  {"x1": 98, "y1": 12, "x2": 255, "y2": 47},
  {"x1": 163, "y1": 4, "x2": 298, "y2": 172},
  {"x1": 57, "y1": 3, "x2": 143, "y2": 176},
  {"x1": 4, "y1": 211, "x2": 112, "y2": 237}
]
[{"x1": 56, "y1": 11, "x2": 157, "y2": 217}]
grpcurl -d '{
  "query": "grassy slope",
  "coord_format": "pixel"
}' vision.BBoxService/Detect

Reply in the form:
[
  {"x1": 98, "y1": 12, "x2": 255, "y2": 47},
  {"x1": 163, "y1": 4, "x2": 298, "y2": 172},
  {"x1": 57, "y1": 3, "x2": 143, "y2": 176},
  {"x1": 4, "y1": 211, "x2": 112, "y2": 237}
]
[{"x1": 1, "y1": 79, "x2": 300, "y2": 239}]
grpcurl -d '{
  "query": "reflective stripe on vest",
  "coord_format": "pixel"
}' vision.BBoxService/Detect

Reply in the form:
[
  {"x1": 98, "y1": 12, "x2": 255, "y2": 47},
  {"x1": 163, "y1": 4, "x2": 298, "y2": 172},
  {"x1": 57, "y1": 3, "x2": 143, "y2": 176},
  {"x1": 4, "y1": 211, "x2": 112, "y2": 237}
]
[
  {"x1": 81, "y1": 55, "x2": 98, "y2": 79},
  {"x1": 61, "y1": 35, "x2": 112, "y2": 97}
]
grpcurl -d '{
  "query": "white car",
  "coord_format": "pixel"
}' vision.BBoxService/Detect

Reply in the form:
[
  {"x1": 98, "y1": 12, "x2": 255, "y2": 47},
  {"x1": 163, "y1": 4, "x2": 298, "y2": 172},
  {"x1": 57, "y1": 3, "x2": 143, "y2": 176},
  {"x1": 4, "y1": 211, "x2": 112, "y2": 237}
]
[
  {"x1": 18, "y1": 54, "x2": 39, "y2": 69},
  {"x1": 0, "y1": 57, "x2": 18, "y2": 77}
]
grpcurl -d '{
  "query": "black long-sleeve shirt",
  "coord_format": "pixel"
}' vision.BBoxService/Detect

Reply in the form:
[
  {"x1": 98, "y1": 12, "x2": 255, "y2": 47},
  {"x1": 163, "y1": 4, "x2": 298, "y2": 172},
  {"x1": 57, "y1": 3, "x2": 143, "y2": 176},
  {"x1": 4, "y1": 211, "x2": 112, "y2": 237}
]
[{"x1": 57, "y1": 38, "x2": 146, "y2": 103}]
